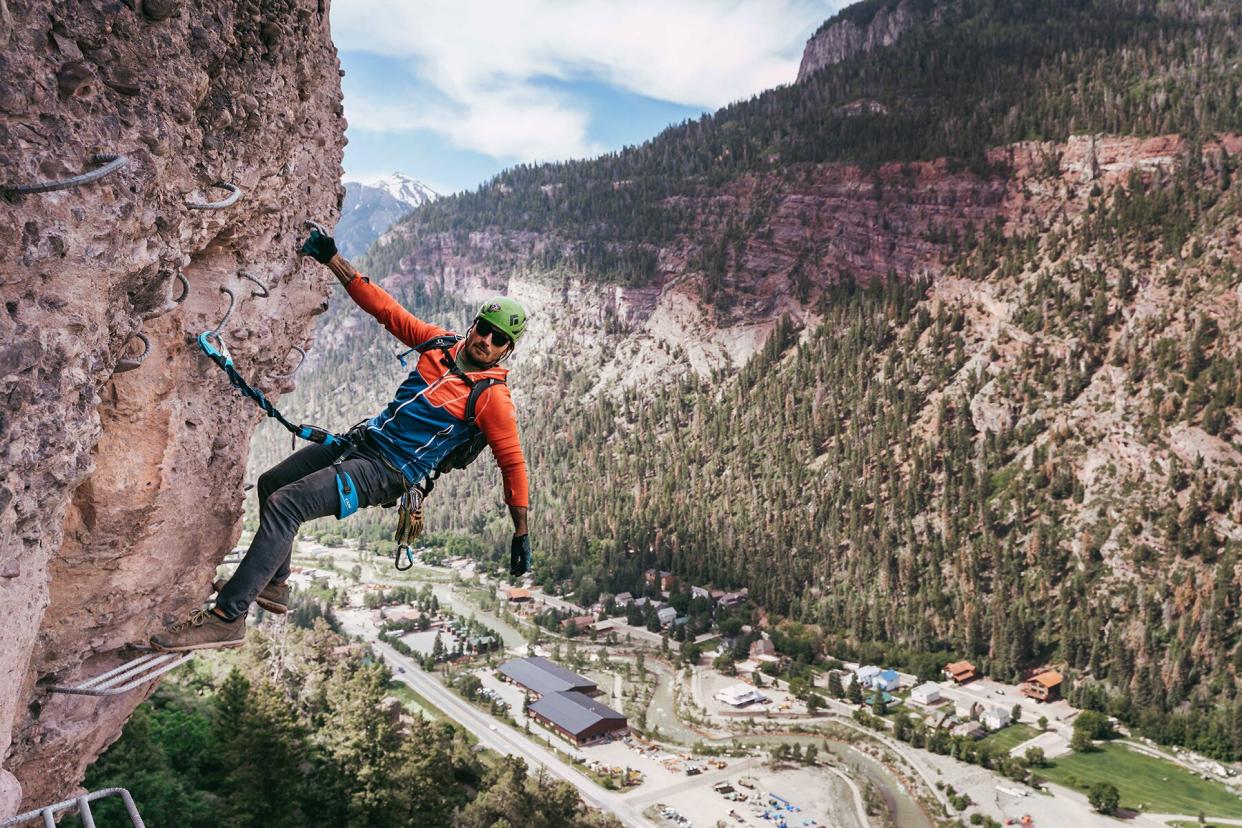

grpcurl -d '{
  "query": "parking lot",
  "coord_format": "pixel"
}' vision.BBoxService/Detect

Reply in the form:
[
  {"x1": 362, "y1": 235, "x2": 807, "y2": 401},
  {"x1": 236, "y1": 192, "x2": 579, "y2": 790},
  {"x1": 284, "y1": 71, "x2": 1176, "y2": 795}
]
[{"x1": 641, "y1": 764, "x2": 863, "y2": 828}]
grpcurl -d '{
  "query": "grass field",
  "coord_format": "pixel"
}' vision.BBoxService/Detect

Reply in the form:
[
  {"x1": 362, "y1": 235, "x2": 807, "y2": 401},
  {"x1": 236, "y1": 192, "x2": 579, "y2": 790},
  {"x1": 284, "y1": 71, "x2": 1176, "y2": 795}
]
[
  {"x1": 1040, "y1": 742, "x2": 1242, "y2": 819},
  {"x1": 978, "y1": 723, "x2": 1039, "y2": 754},
  {"x1": 386, "y1": 679, "x2": 444, "y2": 720}
]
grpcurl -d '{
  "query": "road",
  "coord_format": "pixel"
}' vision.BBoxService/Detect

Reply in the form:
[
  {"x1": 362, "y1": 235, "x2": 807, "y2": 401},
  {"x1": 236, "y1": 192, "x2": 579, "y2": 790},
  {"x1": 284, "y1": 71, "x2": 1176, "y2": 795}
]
[{"x1": 353, "y1": 625, "x2": 648, "y2": 826}]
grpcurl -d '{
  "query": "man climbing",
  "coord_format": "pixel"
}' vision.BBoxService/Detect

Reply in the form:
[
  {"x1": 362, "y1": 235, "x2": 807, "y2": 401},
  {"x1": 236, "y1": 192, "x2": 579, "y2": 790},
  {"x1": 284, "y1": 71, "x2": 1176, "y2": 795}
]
[{"x1": 151, "y1": 229, "x2": 531, "y2": 651}]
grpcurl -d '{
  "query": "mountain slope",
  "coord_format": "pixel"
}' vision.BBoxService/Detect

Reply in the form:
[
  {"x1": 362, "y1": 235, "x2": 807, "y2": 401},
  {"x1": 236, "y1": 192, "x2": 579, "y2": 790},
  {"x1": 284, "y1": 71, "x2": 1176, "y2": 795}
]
[
  {"x1": 336, "y1": 175, "x2": 438, "y2": 259},
  {"x1": 255, "y1": 0, "x2": 1242, "y2": 761}
]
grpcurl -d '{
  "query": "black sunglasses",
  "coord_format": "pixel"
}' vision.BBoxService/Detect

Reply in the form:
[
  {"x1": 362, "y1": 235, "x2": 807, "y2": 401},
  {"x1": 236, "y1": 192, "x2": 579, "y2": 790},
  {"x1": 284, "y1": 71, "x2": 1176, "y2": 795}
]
[{"x1": 474, "y1": 318, "x2": 511, "y2": 348}]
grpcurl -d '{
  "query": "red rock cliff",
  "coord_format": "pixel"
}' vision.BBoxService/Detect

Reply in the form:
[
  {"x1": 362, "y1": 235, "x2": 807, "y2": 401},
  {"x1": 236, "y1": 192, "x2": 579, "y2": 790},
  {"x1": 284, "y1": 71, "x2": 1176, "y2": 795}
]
[{"x1": 0, "y1": 0, "x2": 345, "y2": 814}]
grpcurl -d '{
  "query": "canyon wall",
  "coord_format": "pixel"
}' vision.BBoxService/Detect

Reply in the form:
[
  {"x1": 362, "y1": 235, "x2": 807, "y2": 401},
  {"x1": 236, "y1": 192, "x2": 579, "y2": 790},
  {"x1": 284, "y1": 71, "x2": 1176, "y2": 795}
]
[
  {"x1": 797, "y1": 0, "x2": 935, "y2": 81},
  {"x1": 0, "y1": 0, "x2": 345, "y2": 814}
]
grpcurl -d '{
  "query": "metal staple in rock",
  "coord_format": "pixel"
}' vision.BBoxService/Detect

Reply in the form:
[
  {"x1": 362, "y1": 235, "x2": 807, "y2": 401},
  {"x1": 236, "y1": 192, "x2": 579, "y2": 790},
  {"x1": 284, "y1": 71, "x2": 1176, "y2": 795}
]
[
  {"x1": 272, "y1": 345, "x2": 306, "y2": 380},
  {"x1": 140, "y1": 272, "x2": 191, "y2": 320},
  {"x1": 1, "y1": 154, "x2": 128, "y2": 195},
  {"x1": 211, "y1": 286, "x2": 236, "y2": 336},
  {"x1": 114, "y1": 332, "x2": 151, "y2": 373},
  {"x1": 172, "y1": 272, "x2": 190, "y2": 303},
  {"x1": 186, "y1": 180, "x2": 242, "y2": 210},
  {"x1": 238, "y1": 271, "x2": 270, "y2": 298}
]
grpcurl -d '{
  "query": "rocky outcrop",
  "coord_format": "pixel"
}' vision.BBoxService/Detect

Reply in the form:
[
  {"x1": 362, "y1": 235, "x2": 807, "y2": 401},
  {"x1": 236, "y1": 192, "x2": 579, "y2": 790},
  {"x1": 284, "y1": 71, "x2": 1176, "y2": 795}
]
[
  {"x1": 797, "y1": 0, "x2": 938, "y2": 82},
  {"x1": 0, "y1": 1, "x2": 345, "y2": 815}
]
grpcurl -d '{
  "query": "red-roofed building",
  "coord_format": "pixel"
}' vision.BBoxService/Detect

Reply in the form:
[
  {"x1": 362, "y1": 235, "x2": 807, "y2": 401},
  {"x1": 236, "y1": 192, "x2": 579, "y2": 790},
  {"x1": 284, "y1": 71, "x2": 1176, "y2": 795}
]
[
  {"x1": 1020, "y1": 670, "x2": 1063, "y2": 702},
  {"x1": 562, "y1": 615, "x2": 596, "y2": 634},
  {"x1": 944, "y1": 661, "x2": 978, "y2": 684}
]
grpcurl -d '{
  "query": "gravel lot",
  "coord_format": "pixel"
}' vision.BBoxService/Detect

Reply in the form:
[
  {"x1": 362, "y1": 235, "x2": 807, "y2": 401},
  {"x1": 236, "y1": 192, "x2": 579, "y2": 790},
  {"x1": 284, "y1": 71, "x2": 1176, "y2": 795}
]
[{"x1": 637, "y1": 764, "x2": 866, "y2": 828}]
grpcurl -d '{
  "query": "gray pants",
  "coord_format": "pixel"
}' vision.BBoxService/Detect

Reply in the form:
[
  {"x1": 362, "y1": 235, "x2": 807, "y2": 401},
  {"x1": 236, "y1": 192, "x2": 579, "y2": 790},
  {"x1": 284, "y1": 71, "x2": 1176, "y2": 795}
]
[{"x1": 215, "y1": 437, "x2": 407, "y2": 619}]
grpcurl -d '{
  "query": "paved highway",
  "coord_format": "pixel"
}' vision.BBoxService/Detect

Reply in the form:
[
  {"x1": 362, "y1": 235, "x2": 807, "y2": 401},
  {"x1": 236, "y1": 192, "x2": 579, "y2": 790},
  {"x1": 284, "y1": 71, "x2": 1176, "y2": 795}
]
[{"x1": 345, "y1": 617, "x2": 648, "y2": 827}]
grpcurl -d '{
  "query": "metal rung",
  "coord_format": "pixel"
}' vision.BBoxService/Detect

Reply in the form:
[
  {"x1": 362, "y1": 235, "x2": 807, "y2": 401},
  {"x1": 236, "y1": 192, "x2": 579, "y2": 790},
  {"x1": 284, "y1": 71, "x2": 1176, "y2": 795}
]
[
  {"x1": 1, "y1": 786, "x2": 145, "y2": 827},
  {"x1": 48, "y1": 652, "x2": 193, "y2": 697}
]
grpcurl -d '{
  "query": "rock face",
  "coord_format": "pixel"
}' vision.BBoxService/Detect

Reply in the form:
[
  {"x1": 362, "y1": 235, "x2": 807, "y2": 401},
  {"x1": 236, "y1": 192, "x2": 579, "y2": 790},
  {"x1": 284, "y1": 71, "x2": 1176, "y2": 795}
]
[
  {"x1": 797, "y1": 0, "x2": 937, "y2": 81},
  {"x1": 0, "y1": 1, "x2": 345, "y2": 815}
]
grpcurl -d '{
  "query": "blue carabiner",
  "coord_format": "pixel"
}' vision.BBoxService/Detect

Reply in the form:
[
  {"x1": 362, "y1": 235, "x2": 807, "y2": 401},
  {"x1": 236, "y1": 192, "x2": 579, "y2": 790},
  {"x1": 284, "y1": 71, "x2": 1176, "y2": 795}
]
[{"x1": 196, "y1": 330, "x2": 233, "y2": 369}]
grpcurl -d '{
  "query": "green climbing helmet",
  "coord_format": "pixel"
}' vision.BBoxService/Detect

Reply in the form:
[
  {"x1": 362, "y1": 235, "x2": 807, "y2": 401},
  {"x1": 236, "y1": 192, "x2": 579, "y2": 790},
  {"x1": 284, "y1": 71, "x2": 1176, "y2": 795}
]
[{"x1": 475, "y1": 296, "x2": 527, "y2": 344}]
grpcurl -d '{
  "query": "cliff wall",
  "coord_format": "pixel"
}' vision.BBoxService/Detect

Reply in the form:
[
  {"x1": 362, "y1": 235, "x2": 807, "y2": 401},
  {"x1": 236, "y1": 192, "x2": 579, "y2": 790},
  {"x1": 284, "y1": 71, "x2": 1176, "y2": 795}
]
[
  {"x1": 796, "y1": 0, "x2": 935, "y2": 82},
  {"x1": 0, "y1": 1, "x2": 345, "y2": 814}
]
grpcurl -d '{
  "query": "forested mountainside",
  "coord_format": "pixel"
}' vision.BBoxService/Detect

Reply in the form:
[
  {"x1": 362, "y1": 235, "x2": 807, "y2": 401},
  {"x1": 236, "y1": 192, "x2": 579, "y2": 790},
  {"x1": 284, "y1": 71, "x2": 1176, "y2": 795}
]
[
  {"x1": 251, "y1": 0, "x2": 1242, "y2": 759},
  {"x1": 363, "y1": 0, "x2": 1242, "y2": 307},
  {"x1": 84, "y1": 616, "x2": 620, "y2": 828}
]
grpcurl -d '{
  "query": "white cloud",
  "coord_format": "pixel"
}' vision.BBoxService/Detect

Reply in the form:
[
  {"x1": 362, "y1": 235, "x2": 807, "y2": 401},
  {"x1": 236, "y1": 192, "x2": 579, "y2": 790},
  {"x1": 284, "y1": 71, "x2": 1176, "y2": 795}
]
[{"x1": 333, "y1": 0, "x2": 842, "y2": 163}]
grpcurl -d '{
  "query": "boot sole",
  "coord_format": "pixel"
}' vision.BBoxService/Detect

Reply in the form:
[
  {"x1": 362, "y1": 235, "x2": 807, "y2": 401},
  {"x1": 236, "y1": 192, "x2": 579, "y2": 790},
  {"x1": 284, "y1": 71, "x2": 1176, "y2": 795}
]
[
  {"x1": 213, "y1": 578, "x2": 288, "y2": 614},
  {"x1": 256, "y1": 597, "x2": 289, "y2": 615},
  {"x1": 151, "y1": 638, "x2": 245, "y2": 653}
]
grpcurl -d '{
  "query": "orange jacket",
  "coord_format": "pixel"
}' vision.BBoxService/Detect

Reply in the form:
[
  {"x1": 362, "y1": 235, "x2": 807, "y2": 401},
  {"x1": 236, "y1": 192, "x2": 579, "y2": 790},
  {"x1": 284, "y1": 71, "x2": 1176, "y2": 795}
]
[{"x1": 346, "y1": 275, "x2": 529, "y2": 508}]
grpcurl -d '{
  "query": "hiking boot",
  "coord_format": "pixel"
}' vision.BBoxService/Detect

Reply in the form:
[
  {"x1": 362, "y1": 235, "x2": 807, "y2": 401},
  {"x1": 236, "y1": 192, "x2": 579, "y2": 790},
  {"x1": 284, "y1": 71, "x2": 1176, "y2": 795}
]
[
  {"x1": 212, "y1": 577, "x2": 290, "y2": 614},
  {"x1": 151, "y1": 608, "x2": 245, "y2": 652}
]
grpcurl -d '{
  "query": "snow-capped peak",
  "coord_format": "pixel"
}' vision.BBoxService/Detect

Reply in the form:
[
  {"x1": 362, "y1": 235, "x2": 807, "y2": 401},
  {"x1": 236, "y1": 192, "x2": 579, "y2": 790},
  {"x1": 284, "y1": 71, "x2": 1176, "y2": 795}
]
[{"x1": 375, "y1": 173, "x2": 439, "y2": 209}]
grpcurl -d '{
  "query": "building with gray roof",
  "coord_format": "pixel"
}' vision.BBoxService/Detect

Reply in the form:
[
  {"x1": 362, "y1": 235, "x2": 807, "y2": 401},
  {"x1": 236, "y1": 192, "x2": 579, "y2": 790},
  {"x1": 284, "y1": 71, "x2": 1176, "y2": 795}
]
[
  {"x1": 528, "y1": 691, "x2": 627, "y2": 745},
  {"x1": 496, "y1": 656, "x2": 598, "y2": 698}
]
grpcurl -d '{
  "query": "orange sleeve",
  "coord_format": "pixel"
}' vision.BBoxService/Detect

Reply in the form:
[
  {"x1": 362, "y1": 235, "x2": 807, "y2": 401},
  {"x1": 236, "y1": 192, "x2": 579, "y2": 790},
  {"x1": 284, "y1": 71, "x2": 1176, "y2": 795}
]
[
  {"x1": 345, "y1": 274, "x2": 449, "y2": 348},
  {"x1": 473, "y1": 384, "x2": 529, "y2": 508}
]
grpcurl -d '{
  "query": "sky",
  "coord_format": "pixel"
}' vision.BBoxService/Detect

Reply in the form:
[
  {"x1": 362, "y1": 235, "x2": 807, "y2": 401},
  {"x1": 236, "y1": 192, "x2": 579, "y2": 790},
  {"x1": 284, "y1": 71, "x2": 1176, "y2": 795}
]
[{"x1": 332, "y1": 0, "x2": 847, "y2": 194}]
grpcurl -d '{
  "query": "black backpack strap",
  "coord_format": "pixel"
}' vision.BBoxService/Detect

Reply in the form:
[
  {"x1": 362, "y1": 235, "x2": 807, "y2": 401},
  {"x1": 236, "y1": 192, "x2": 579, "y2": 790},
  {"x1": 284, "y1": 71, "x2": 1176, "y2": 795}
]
[
  {"x1": 416, "y1": 334, "x2": 463, "y2": 352},
  {"x1": 396, "y1": 334, "x2": 463, "y2": 367},
  {"x1": 464, "y1": 378, "x2": 503, "y2": 427}
]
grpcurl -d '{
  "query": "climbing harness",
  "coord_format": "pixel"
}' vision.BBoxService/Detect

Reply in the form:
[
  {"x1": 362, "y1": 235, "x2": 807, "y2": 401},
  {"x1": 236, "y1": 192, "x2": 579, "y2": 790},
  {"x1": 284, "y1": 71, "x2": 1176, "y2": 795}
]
[
  {"x1": 186, "y1": 180, "x2": 241, "y2": 210},
  {"x1": 114, "y1": 332, "x2": 150, "y2": 373},
  {"x1": 48, "y1": 651, "x2": 193, "y2": 697},
  {"x1": 1, "y1": 153, "x2": 127, "y2": 195},
  {"x1": 140, "y1": 272, "x2": 190, "y2": 320},
  {"x1": 1, "y1": 787, "x2": 146, "y2": 828}
]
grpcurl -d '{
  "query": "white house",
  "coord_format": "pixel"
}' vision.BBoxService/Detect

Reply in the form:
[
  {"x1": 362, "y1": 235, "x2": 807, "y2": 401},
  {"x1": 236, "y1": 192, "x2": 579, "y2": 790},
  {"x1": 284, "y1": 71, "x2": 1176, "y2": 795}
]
[
  {"x1": 910, "y1": 682, "x2": 942, "y2": 706},
  {"x1": 981, "y1": 706, "x2": 1013, "y2": 730},
  {"x1": 854, "y1": 665, "x2": 882, "y2": 687},
  {"x1": 715, "y1": 684, "x2": 768, "y2": 707},
  {"x1": 657, "y1": 606, "x2": 677, "y2": 628}
]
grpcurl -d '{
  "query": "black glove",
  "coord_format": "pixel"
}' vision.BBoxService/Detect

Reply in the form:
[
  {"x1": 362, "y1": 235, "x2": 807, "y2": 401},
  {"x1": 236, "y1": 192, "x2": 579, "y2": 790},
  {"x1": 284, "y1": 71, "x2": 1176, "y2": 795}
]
[
  {"x1": 300, "y1": 229, "x2": 337, "y2": 264},
  {"x1": 510, "y1": 534, "x2": 531, "y2": 577}
]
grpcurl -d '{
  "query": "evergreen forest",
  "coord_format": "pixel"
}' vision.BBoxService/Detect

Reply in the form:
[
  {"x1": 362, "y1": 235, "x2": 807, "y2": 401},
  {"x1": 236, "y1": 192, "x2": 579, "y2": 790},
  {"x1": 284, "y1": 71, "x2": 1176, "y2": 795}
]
[
  {"x1": 245, "y1": 0, "x2": 1242, "y2": 764},
  {"x1": 83, "y1": 611, "x2": 620, "y2": 828}
]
